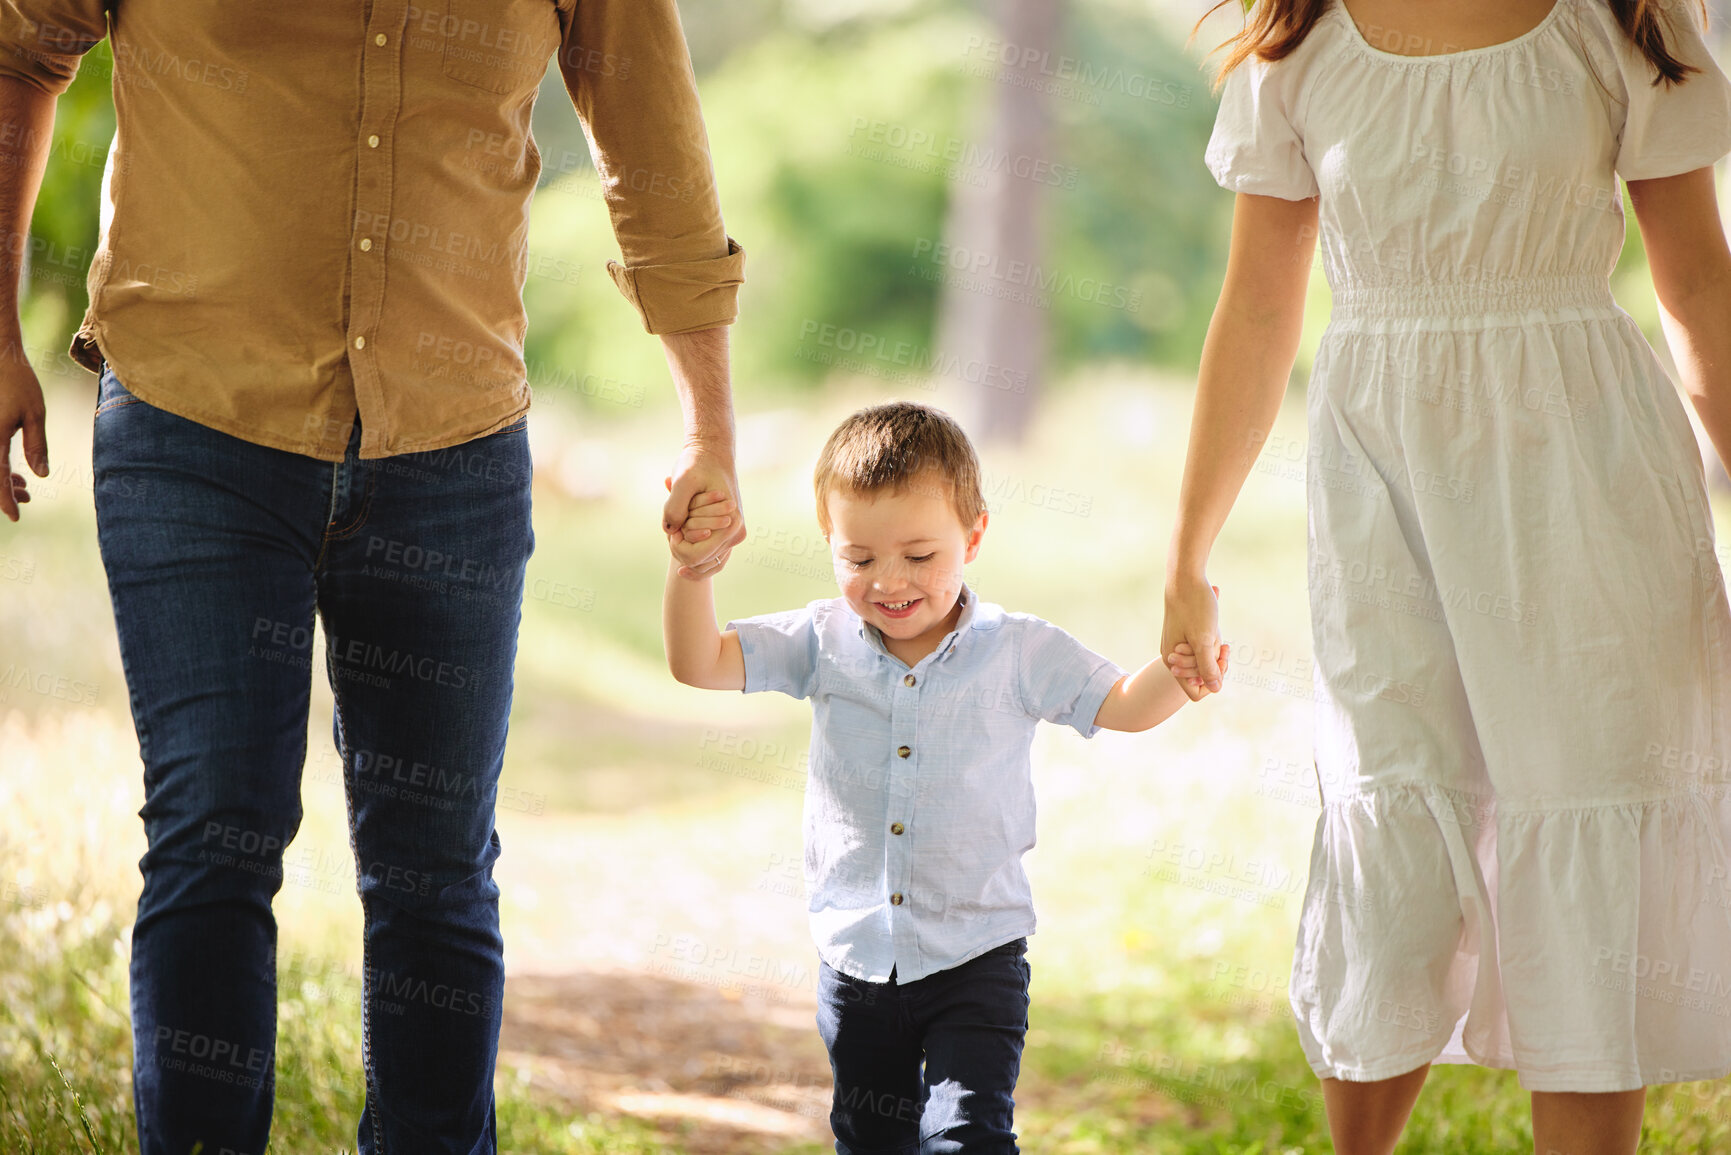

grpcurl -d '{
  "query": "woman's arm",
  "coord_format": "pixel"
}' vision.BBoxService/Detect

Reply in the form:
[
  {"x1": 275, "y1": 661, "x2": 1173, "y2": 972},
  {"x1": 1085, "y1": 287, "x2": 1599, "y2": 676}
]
[
  {"x1": 1629, "y1": 167, "x2": 1731, "y2": 472},
  {"x1": 1162, "y1": 192, "x2": 1318, "y2": 698}
]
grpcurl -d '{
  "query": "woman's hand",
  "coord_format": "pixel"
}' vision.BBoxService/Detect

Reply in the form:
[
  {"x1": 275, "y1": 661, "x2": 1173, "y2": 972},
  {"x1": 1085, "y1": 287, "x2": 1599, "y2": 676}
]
[
  {"x1": 1162, "y1": 576, "x2": 1225, "y2": 701},
  {"x1": 1167, "y1": 639, "x2": 1230, "y2": 698}
]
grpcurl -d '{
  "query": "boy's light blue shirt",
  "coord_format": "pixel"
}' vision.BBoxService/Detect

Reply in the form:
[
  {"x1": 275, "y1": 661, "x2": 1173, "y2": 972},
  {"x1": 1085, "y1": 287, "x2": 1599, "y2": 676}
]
[{"x1": 729, "y1": 586, "x2": 1124, "y2": 983}]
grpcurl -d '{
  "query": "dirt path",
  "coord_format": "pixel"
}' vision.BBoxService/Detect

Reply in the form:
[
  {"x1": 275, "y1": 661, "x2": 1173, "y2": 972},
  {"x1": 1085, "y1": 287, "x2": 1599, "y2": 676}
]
[
  {"x1": 489, "y1": 797, "x2": 836, "y2": 1151},
  {"x1": 501, "y1": 971, "x2": 831, "y2": 1153}
]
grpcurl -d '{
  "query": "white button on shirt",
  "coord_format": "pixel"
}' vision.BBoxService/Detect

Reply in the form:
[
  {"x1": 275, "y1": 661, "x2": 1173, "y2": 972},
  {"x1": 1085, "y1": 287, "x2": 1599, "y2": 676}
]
[{"x1": 730, "y1": 586, "x2": 1124, "y2": 982}]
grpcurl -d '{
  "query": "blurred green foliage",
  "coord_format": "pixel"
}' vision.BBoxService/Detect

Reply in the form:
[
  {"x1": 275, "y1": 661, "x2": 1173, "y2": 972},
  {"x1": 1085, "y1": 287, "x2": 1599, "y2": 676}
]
[
  {"x1": 1044, "y1": 4, "x2": 1225, "y2": 366},
  {"x1": 29, "y1": 40, "x2": 113, "y2": 338},
  {"x1": 522, "y1": 5, "x2": 1224, "y2": 404},
  {"x1": 527, "y1": 12, "x2": 977, "y2": 400}
]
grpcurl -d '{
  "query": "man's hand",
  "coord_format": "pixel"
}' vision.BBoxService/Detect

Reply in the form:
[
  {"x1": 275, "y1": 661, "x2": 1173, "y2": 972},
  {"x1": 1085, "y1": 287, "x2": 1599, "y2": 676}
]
[
  {"x1": 0, "y1": 77, "x2": 60, "y2": 524},
  {"x1": 658, "y1": 326, "x2": 744, "y2": 574},
  {"x1": 663, "y1": 445, "x2": 745, "y2": 576},
  {"x1": 0, "y1": 354, "x2": 48, "y2": 523},
  {"x1": 666, "y1": 485, "x2": 740, "y2": 580}
]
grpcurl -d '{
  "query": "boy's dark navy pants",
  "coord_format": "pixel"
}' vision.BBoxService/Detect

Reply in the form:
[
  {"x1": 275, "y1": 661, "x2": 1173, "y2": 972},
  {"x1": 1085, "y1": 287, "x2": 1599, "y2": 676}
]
[{"x1": 816, "y1": 938, "x2": 1030, "y2": 1154}]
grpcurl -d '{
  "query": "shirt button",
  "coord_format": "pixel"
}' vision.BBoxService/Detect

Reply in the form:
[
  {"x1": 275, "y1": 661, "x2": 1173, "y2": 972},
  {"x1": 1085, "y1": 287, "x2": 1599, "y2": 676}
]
[
  {"x1": 358, "y1": 238, "x2": 373, "y2": 252},
  {"x1": 903, "y1": 674, "x2": 916, "y2": 687},
  {"x1": 897, "y1": 745, "x2": 910, "y2": 759},
  {"x1": 353, "y1": 336, "x2": 366, "y2": 350},
  {"x1": 890, "y1": 822, "x2": 904, "y2": 836},
  {"x1": 367, "y1": 134, "x2": 381, "y2": 149},
  {"x1": 890, "y1": 892, "x2": 904, "y2": 906},
  {"x1": 374, "y1": 33, "x2": 388, "y2": 46}
]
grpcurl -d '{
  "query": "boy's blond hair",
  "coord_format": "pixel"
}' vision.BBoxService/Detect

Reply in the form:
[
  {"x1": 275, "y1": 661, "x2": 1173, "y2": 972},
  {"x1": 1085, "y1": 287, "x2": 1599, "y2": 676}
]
[{"x1": 813, "y1": 402, "x2": 987, "y2": 534}]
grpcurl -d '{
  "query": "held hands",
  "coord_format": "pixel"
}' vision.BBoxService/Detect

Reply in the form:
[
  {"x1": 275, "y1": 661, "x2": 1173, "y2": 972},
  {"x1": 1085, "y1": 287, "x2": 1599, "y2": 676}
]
[
  {"x1": 1162, "y1": 577, "x2": 1229, "y2": 702},
  {"x1": 1167, "y1": 640, "x2": 1231, "y2": 699},
  {"x1": 663, "y1": 441, "x2": 746, "y2": 580},
  {"x1": 0, "y1": 353, "x2": 48, "y2": 523},
  {"x1": 665, "y1": 484, "x2": 741, "y2": 581}
]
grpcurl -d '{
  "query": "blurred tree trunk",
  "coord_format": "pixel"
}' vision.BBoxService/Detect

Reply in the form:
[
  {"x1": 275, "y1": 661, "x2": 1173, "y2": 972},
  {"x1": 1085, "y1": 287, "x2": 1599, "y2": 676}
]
[{"x1": 932, "y1": 0, "x2": 1059, "y2": 445}]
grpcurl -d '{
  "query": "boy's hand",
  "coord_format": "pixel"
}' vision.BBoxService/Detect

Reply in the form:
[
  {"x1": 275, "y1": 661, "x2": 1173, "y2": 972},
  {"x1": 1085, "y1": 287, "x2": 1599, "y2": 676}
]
[
  {"x1": 1168, "y1": 641, "x2": 1230, "y2": 697},
  {"x1": 667, "y1": 488, "x2": 738, "y2": 580}
]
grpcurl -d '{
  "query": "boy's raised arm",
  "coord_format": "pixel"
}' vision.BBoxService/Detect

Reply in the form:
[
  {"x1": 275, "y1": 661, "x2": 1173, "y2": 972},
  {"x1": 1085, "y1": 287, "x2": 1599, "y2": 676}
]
[
  {"x1": 662, "y1": 491, "x2": 746, "y2": 690},
  {"x1": 662, "y1": 562, "x2": 745, "y2": 690}
]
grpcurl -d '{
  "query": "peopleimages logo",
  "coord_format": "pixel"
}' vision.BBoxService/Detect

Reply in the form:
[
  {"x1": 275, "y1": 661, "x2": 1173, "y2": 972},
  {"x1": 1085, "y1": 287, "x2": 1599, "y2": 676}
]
[
  {"x1": 909, "y1": 238, "x2": 1142, "y2": 313},
  {"x1": 848, "y1": 118, "x2": 1080, "y2": 189},
  {"x1": 364, "y1": 535, "x2": 512, "y2": 590},
  {"x1": 797, "y1": 320, "x2": 1029, "y2": 393},
  {"x1": 324, "y1": 634, "x2": 474, "y2": 691},
  {"x1": 0, "y1": 664, "x2": 97, "y2": 705},
  {"x1": 1592, "y1": 947, "x2": 1731, "y2": 999},
  {"x1": 367, "y1": 965, "x2": 489, "y2": 1016},
  {"x1": 959, "y1": 36, "x2": 1192, "y2": 109}
]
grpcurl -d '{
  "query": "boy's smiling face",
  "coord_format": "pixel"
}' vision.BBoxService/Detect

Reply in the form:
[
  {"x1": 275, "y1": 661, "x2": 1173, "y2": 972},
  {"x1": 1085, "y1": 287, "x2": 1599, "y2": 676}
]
[{"x1": 825, "y1": 472, "x2": 987, "y2": 666}]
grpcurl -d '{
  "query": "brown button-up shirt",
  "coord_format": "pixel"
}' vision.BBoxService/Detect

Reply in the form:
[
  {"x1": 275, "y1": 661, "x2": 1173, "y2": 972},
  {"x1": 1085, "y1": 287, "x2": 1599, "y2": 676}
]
[{"x1": 3, "y1": 0, "x2": 744, "y2": 460}]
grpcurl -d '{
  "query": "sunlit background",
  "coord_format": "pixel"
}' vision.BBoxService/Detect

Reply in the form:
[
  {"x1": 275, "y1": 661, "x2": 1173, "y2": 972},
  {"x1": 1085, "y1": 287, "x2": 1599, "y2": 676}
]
[{"x1": 6, "y1": 1, "x2": 1731, "y2": 1151}]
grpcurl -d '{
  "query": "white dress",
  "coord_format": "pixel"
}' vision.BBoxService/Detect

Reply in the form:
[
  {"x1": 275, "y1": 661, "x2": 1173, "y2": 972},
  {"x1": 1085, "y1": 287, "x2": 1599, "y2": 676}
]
[{"x1": 1208, "y1": 0, "x2": 1731, "y2": 1092}]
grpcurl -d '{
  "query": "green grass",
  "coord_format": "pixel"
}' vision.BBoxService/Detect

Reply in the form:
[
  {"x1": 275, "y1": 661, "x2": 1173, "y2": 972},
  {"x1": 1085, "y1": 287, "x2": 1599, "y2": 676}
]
[
  {"x1": 1018, "y1": 987, "x2": 1731, "y2": 1153},
  {"x1": 0, "y1": 899, "x2": 671, "y2": 1154}
]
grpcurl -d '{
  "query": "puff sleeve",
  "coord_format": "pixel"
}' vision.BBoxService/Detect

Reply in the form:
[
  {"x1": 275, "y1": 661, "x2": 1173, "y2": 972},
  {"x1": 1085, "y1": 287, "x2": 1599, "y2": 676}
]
[
  {"x1": 1205, "y1": 53, "x2": 1319, "y2": 200},
  {"x1": 1612, "y1": 1, "x2": 1731, "y2": 181}
]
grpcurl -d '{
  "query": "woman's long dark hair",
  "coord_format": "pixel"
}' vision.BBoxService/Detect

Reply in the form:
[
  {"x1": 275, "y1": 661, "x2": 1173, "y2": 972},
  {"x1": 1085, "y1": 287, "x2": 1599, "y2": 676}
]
[{"x1": 1201, "y1": 0, "x2": 1704, "y2": 86}]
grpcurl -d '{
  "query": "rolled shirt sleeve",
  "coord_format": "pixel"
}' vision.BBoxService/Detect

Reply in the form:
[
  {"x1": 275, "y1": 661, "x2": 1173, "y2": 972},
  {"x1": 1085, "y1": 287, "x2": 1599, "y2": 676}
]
[
  {"x1": 0, "y1": 0, "x2": 108, "y2": 96},
  {"x1": 1015, "y1": 617, "x2": 1124, "y2": 739},
  {"x1": 557, "y1": 0, "x2": 744, "y2": 334}
]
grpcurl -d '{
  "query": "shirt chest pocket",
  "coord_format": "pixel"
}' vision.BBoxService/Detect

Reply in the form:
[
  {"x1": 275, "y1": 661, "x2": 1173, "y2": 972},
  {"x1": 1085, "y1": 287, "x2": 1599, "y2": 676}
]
[
  {"x1": 438, "y1": 0, "x2": 560, "y2": 94},
  {"x1": 818, "y1": 691, "x2": 894, "y2": 757}
]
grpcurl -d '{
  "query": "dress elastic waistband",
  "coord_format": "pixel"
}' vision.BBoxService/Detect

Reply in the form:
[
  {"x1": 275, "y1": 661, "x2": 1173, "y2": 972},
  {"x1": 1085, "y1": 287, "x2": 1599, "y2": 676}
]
[{"x1": 1330, "y1": 276, "x2": 1616, "y2": 324}]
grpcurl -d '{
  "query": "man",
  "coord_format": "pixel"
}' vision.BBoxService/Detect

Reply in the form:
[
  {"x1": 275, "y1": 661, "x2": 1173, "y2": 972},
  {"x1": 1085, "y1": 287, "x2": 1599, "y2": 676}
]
[{"x1": 0, "y1": 3, "x2": 745, "y2": 1152}]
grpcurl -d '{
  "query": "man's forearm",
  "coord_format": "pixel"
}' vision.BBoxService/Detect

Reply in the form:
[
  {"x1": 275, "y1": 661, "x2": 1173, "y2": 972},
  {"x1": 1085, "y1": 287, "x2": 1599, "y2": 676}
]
[
  {"x1": 660, "y1": 326, "x2": 735, "y2": 449},
  {"x1": 0, "y1": 75, "x2": 57, "y2": 339}
]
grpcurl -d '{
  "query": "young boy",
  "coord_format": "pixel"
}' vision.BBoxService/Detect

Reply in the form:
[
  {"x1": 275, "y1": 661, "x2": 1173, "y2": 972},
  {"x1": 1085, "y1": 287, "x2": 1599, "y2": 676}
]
[{"x1": 662, "y1": 401, "x2": 1220, "y2": 1153}]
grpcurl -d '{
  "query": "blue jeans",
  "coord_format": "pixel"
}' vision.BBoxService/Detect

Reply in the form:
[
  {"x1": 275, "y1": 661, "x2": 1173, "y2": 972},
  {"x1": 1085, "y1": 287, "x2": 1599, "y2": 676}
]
[
  {"x1": 816, "y1": 939, "x2": 1031, "y2": 1155},
  {"x1": 92, "y1": 367, "x2": 533, "y2": 1155}
]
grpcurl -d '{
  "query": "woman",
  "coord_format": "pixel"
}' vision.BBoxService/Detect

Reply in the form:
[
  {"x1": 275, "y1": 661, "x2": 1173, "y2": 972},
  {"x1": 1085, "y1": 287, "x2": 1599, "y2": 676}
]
[{"x1": 1162, "y1": 0, "x2": 1731, "y2": 1151}]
